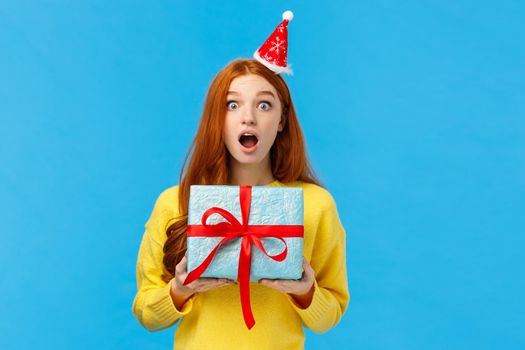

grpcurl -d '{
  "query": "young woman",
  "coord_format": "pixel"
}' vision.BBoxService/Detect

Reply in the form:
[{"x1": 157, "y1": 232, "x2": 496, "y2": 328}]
[{"x1": 132, "y1": 58, "x2": 349, "y2": 349}]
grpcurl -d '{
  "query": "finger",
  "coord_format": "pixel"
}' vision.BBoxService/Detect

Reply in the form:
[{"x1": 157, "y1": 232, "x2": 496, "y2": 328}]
[
  {"x1": 215, "y1": 278, "x2": 235, "y2": 284},
  {"x1": 259, "y1": 278, "x2": 277, "y2": 285},
  {"x1": 197, "y1": 279, "x2": 234, "y2": 292},
  {"x1": 176, "y1": 255, "x2": 188, "y2": 273},
  {"x1": 260, "y1": 279, "x2": 289, "y2": 293},
  {"x1": 305, "y1": 262, "x2": 315, "y2": 279},
  {"x1": 177, "y1": 276, "x2": 192, "y2": 290},
  {"x1": 217, "y1": 279, "x2": 235, "y2": 288},
  {"x1": 297, "y1": 271, "x2": 308, "y2": 284},
  {"x1": 258, "y1": 278, "x2": 272, "y2": 286},
  {"x1": 198, "y1": 278, "x2": 235, "y2": 286},
  {"x1": 302, "y1": 258, "x2": 314, "y2": 276}
]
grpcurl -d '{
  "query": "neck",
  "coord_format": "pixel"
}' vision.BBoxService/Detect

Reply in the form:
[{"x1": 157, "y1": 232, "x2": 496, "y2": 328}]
[{"x1": 228, "y1": 155, "x2": 275, "y2": 186}]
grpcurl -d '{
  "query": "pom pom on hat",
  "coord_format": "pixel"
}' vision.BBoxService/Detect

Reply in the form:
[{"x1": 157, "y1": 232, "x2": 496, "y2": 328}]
[
  {"x1": 253, "y1": 10, "x2": 294, "y2": 75},
  {"x1": 282, "y1": 10, "x2": 293, "y2": 21}
]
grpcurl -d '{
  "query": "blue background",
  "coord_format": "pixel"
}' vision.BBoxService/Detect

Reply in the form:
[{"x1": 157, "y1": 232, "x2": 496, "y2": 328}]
[{"x1": 1, "y1": 1, "x2": 524, "y2": 349}]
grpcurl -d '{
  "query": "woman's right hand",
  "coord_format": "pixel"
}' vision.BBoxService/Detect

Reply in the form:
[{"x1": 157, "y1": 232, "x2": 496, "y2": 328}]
[{"x1": 171, "y1": 254, "x2": 236, "y2": 300}]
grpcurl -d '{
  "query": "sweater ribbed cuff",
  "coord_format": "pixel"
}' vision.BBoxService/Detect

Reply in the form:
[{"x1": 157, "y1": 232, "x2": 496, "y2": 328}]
[
  {"x1": 149, "y1": 279, "x2": 195, "y2": 324},
  {"x1": 287, "y1": 278, "x2": 331, "y2": 325}
]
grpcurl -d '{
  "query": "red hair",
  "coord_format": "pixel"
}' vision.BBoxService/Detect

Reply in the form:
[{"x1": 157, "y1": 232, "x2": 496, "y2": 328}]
[{"x1": 161, "y1": 58, "x2": 323, "y2": 282}]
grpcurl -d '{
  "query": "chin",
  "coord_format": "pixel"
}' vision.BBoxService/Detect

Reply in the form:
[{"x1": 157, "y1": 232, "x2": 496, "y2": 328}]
[
  {"x1": 232, "y1": 154, "x2": 262, "y2": 164},
  {"x1": 226, "y1": 142, "x2": 269, "y2": 165}
]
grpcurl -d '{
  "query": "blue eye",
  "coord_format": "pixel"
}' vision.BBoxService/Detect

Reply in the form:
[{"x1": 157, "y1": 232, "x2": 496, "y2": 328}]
[
  {"x1": 227, "y1": 100, "x2": 272, "y2": 111},
  {"x1": 226, "y1": 101, "x2": 239, "y2": 110},
  {"x1": 259, "y1": 101, "x2": 272, "y2": 111}
]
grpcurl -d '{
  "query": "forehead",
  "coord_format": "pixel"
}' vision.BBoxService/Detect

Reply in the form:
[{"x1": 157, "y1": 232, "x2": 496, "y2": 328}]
[{"x1": 227, "y1": 74, "x2": 276, "y2": 95}]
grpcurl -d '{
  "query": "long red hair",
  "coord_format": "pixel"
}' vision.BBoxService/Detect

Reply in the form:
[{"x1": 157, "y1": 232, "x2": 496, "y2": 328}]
[{"x1": 161, "y1": 58, "x2": 323, "y2": 282}]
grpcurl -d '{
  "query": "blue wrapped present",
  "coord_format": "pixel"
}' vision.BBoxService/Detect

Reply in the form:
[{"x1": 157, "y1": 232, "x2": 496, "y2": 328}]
[{"x1": 185, "y1": 184, "x2": 304, "y2": 282}]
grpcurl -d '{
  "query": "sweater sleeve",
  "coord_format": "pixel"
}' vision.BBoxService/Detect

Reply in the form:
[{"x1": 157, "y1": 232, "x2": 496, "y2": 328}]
[
  {"x1": 286, "y1": 192, "x2": 350, "y2": 333},
  {"x1": 132, "y1": 188, "x2": 196, "y2": 332}
]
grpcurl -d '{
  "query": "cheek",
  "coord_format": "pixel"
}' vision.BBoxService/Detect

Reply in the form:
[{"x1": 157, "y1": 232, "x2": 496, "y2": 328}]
[
  {"x1": 223, "y1": 121, "x2": 238, "y2": 146},
  {"x1": 222, "y1": 118, "x2": 233, "y2": 138},
  {"x1": 264, "y1": 117, "x2": 282, "y2": 135}
]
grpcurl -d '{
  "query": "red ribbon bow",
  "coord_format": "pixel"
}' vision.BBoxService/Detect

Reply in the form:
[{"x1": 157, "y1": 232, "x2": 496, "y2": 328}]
[{"x1": 183, "y1": 185, "x2": 303, "y2": 329}]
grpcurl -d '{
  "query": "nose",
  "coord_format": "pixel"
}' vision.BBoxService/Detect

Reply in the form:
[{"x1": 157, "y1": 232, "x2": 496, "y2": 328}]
[{"x1": 241, "y1": 107, "x2": 257, "y2": 125}]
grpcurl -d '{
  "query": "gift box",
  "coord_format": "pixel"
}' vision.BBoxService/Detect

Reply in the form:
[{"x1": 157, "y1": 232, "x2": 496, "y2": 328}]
[
  {"x1": 186, "y1": 184, "x2": 304, "y2": 281},
  {"x1": 183, "y1": 184, "x2": 304, "y2": 329}
]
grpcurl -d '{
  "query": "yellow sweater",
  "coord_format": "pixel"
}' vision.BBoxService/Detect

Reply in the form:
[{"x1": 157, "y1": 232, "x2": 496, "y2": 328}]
[{"x1": 132, "y1": 180, "x2": 350, "y2": 349}]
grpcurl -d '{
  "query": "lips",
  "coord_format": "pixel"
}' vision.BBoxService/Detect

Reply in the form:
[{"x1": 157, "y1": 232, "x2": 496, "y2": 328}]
[
  {"x1": 238, "y1": 130, "x2": 259, "y2": 142},
  {"x1": 238, "y1": 130, "x2": 259, "y2": 152}
]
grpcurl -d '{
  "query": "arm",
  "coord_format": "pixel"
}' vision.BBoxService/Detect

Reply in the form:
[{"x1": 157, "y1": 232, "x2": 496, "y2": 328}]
[
  {"x1": 286, "y1": 193, "x2": 350, "y2": 333},
  {"x1": 132, "y1": 228, "x2": 196, "y2": 332},
  {"x1": 131, "y1": 187, "x2": 196, "y2": 331}
]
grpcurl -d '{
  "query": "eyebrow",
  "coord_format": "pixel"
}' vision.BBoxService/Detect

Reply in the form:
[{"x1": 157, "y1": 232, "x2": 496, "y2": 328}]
[{"x1": 227, "y1": 90, "x2": 276, "y2": 98}]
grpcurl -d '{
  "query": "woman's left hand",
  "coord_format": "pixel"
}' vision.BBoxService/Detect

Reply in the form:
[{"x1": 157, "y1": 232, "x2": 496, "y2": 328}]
[{"x1": 258, "y1": 256, "x2": 315, "y2": 298}]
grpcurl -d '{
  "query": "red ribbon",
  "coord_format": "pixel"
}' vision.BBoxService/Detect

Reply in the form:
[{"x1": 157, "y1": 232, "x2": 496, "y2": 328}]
[{"x1": 183, "y1": 185, "x2": 304, "y2": 329}]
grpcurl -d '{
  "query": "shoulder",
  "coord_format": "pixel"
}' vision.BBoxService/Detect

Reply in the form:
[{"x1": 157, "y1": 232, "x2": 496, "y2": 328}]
[
  {"x1": 289, "y1": 181, "x2": 337, "y2": 212},
  {"x1": 154, "y1": 184, "x2": 180, "y2": 207},
  {"x1": 287, "y1": 181, "x2": 345, "y2": 249},
  {"x1": 144, "y1": 184, "x2": 182, "y2": 238},
  {"x1": 283, "y1": 181, "x2": 340, "y2": 226}
]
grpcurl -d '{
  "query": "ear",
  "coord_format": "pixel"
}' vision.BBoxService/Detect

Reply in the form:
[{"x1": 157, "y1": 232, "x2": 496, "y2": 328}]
[{"x1": 278, "y1": 117, "x2": 284, "y2": 132}]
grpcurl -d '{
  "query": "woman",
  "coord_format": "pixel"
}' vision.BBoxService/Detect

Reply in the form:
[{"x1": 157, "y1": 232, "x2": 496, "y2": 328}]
[{"x1": 132, "y1": 58, "x2": 350, "y2": 349}]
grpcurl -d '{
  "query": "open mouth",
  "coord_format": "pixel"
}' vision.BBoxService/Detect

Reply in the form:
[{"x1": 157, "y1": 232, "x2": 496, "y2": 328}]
[{"x1": 238, "y1": 133, "x2": 259, "y2": 148}]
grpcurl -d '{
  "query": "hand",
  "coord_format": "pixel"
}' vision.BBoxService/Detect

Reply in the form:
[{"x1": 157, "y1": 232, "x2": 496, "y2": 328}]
[
  {"x1": 258, "y1": 256, "x2": 315, "y2": 298},
  {"x1": 172, "y1": 254, "x2": 236, "y2": 299}
]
